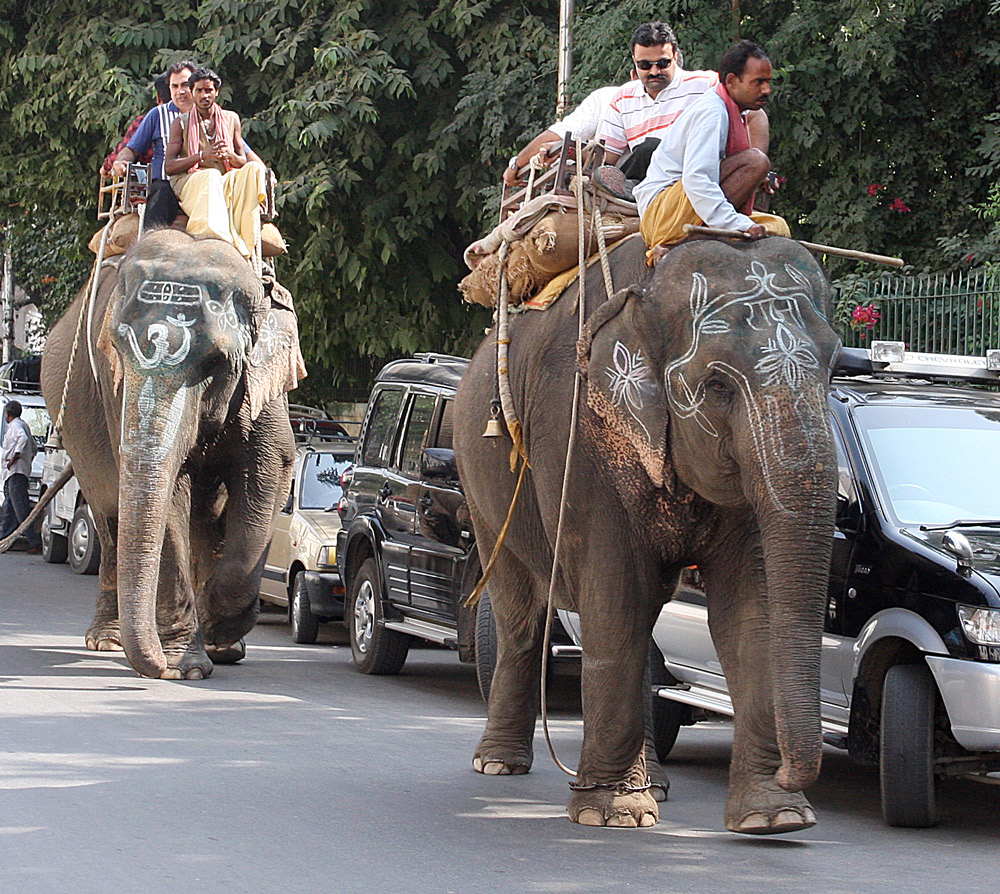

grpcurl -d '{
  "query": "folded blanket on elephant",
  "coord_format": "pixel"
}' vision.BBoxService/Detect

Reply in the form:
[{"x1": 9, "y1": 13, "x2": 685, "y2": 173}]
[
  {"x1": 88, "y1": 214, "x2": 286, "y2": 258},
  {"x1": 459, "y1": 193, "x2": 639, "y2": 307},
  {"x1": 524, "y1": 233, "x2": 642, "y2": 311}
]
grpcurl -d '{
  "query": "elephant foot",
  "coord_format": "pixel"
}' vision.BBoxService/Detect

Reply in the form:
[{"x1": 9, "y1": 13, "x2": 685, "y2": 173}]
[
  {"x1": 645, "y1": 749, "x2": 670, "y2": 802},
  {"x1": 206, "y1": 639, "x2": 246, "y2": 664},
  {"x1": 160, "y1": 644, "x2": 214, "y2": 681},
  {"x1": 725, "y1": 780, "x2": 817, "y2": 835},
  {"x1": 473, "y1": 754, "x2": 531, "y2": 776},
  {"x1": 473, "y1": 737, "x2": 533, "y2": 776},
  {"x1": 568, "y1": 787, "x2": 658, "y2": 828},
  {"x1": 85, "y1": 625, "x2": 123, "y2": 652}
]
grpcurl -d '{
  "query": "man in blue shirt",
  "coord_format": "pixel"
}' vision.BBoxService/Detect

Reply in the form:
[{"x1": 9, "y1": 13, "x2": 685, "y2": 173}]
[{"x1": 111, "y1": 60, "x2": 197, "y2": 227}]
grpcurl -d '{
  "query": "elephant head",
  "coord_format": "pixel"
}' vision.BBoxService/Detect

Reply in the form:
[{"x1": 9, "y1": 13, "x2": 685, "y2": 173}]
[
  {"x1": 580, "y1": 236, "x2": 841, "y2": 791},
  {"x1": 99, "y1": 228, "x2": 305, "y2": 677}
]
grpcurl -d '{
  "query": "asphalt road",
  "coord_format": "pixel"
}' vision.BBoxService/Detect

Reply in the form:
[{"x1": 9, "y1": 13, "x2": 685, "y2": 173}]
[{"x1": 2, "y1": 550, "x2": 999, "y2": 894}]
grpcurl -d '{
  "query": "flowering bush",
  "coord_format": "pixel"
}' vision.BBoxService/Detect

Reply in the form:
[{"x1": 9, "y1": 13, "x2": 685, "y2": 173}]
[
  {"x1": 890, "y1": 197, "x2": 912, "y2": 213},
  {"x1": 850, "y1": 303, "x2": 881, "y2": 332},
  {"x1": 867, "y1": 183, "x2": 884, "y2": 197}
]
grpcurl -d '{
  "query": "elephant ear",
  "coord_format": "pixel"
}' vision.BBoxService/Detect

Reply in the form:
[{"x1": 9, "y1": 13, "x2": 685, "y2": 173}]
[
  {"x1": 244, "y1": 280, "x2": 307, "y2": 421},
  {"x1": 577, "y1": 286, "x2": 671, "y2": 489},
  {"x1": 95, "y1": 263, "x2": 126, "y2": 392}
]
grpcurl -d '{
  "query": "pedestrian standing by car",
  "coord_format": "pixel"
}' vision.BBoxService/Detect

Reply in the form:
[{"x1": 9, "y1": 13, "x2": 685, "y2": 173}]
[{"x1": 1, "y1": 400, "x2": 41, "y2": 553}]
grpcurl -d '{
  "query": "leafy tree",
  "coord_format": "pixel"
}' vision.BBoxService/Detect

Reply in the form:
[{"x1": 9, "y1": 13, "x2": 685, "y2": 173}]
[{"x1": 2, "y1": 0, "x2": 1000, "y2": 398}]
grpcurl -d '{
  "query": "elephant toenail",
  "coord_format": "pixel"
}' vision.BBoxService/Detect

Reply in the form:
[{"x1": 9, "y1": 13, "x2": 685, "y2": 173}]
[
  {"x1": 606, "y1": 813, "x2": 639, "y2": 828},
  {"x1": 738, "y1": 813, "x2": 770, "y2": 833},
  {"x1": 483, "y1": 761, "x2": 510, "y2": 776},
  {"x1": 639, "y1": 813, "x2": 657, "y2": 827},
  {"x1": 186, "y1": 668, "x2": 205, "y2": 680},
  {"x1": 575, "y1": 808, "x2": 606, "y2": 826},
  {"x1": 161, "y1": 667, "x2": 183, "y2": 680}
]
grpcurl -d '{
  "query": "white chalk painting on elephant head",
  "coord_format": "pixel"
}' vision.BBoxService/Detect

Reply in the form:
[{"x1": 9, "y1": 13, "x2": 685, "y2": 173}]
[{"x1": 118, "y1": 280, "x2": 244, "y2": 464}]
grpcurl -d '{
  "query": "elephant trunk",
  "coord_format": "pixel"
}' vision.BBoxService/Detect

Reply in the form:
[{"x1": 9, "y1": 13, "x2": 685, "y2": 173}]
[
  {"x1": 752, "y1": 385, "x2": 837, "y2": 792},
  {"x1": 116, "y1": 371, "x2": 192, "y2": 678}
]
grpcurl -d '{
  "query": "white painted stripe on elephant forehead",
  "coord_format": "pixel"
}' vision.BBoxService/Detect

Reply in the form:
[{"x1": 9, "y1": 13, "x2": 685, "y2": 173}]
[{"x1": 137, "y1": 280, "x2": 203, "y2": 304}]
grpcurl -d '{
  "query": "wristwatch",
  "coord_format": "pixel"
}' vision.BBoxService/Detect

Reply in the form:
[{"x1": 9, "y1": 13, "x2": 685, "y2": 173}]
[{"x1": 507, "y1": 155, "x2": 520, "y2": 171}]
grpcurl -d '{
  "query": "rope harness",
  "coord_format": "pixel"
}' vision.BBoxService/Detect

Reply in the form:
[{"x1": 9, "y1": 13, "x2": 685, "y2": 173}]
[{"x1": 474, "y1": 139, "x2": 625, "y2": 780}]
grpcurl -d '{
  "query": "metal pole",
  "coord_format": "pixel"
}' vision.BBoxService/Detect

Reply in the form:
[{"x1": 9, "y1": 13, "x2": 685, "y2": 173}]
[
  {"x1": 556, "y1": 0, "x2": 574, "y2": 119},
  {"x1": 1, "y1": 227, "x2": 13, "y2": 364}
]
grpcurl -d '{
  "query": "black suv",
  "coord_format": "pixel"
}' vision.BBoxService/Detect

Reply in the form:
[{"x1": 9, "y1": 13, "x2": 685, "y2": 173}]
[
  {"x1": 649, "y1": 344, "x2": 1000, "y2": 828},
  {"x1": 337, "y1": 353, "x2": 579, "y2": 698}
]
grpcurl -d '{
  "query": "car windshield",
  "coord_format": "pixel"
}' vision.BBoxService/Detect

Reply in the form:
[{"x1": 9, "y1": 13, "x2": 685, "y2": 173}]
[
  {"x1": 299, "y1": 452, "x2": 352, "y2": 510},
  {"x1": 854, "y1": 403, "x2": 1000, "y2": 526},
  {"x1": 20, "y1": 405, "x2": 50, "y2": 448}
]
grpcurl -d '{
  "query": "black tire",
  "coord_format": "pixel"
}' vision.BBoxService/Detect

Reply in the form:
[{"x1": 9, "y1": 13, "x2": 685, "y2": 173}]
[
  {"x1": 69, "y1": 504, "x2": 100, "y2": 575},
  {"x1": 41, "y1": 504, "x2": 68, "y2": 564},
  {"x1": 289, "y1": 571, "x2": 320, "y2": 644},
  {"x1": 647, "y1": 638, "x2": 691, "y2": 761},
  {"x1": 348, "y1": 558, "x2": 410, "y2": 674},
  {"x1": 474, "y1": 587, "x2": 498, "y2": 703},
  {"x1": 880, "y1": 663, "x2": 939, "y2": 827}
]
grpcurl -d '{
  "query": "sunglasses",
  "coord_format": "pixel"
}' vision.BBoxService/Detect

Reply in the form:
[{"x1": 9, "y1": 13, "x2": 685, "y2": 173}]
[{"x1": 634, "y1": 57, "x2": 674, "y2": 71}]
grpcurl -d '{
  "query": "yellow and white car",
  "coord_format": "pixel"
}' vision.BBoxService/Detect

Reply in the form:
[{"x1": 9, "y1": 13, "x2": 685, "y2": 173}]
[{"x1": 260, "y1": 443, "x2": 355, "y2": 643}]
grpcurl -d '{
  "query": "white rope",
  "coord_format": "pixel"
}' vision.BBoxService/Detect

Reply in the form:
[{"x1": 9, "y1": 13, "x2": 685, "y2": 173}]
[{"x1": 538, "y1": 134, "x2": 591, "y2": 779}]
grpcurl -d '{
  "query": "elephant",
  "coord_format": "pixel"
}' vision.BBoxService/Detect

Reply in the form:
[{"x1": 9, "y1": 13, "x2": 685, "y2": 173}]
[
  {"x1": 40, "y1": 228, "x2": 304, "y2": 679},
  {"x1": 453, "y1": 234, "x2": 841, "y2": 834}
]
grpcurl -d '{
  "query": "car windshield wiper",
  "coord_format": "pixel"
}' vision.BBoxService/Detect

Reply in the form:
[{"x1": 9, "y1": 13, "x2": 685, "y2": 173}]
[{"x1": 920, "y1": 520, "x2": 1000, "y2": 531}]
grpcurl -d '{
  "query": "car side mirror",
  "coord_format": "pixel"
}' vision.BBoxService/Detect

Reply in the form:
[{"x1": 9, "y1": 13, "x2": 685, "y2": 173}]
[{"x1": 420, "y1": 447, "x2": 458, "y2": 481}]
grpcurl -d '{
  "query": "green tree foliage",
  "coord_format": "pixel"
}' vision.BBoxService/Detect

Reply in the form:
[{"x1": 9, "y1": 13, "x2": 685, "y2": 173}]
[{"x1": 1, "y1": 0, "x2": 999, "y2": 396}]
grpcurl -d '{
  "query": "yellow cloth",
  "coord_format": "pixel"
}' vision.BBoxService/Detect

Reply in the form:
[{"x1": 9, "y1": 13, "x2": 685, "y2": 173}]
[
  {"x1": 176, "y1": 162, "x2": 266, "y2": 259},
  {"x1": 639, "y1": 179, "x2": 790, "y2": 264}
]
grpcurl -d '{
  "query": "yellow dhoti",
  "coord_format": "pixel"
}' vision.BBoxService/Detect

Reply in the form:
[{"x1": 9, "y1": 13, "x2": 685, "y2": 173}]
[
  {"x1": 175, "y1": 161, "x2": 267, "y2": 259},
  {"x1": 640, "y1": 179, "x2": 790, "y2": 264}
]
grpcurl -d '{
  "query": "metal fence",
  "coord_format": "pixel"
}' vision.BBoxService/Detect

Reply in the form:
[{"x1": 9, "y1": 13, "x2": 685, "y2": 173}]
[{"x1": 834, "y1": 268, "x2": 1000, "y2": 355}]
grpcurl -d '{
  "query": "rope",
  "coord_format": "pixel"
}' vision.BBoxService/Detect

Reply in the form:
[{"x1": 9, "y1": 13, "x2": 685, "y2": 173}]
[
  {"x1": 85, "y1": 221, "x2": 111, "y2": 387},
  {"x1": 53, "y1": 223, "x2": 110, "y2": 435}
]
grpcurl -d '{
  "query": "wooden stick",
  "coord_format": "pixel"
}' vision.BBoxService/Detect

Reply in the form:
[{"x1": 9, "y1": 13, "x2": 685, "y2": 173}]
[{"x1": 682, "y1": 224, "x2": 905, "y2": 268}]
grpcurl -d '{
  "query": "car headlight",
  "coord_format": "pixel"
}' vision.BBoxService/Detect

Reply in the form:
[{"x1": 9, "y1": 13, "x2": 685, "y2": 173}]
[
  {"x1": 316, "y1": 545, "x2": 337, "y2": 568},
  {"x1": 957, "y1": 605, "x2": 1000, "y2": 645}
]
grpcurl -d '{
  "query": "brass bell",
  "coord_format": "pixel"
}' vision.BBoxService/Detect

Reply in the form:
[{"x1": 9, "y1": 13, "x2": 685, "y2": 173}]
[
  {"x1": 482, "y1": 416, "x2": 504, "y2": 438},
  {"x1": 44, "y1": 427, "x2": 63, "y2": 450}
]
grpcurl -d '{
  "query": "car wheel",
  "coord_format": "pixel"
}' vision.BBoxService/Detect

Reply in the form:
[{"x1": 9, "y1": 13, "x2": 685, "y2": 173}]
[
  {"x1": 41, "y1": 505, "x2": 68, "y2": 564},
  {"x1": 69, "y1": 504, "x2": 100, "y2": 575},
  {"x1": 647, "y1": 638, "x2": 691, "y2": 761},
  {"x1": 348, "y1": 558, "x2": 410, "y2": 674},
  {"x1": 880, "y1": 663, "x2": 939, "y2": 827},
  {"x1": 474, "y1": 586, "x2": 498, "y2": 703},
  {"x1": 289, "y1": 571, "x2": 320, "y2": 644}
]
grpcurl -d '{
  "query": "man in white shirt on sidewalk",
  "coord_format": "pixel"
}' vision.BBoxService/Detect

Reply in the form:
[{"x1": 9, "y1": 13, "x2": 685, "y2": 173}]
[{"x1": 1, "y1": 400, "x2": 40, "y2": 553}]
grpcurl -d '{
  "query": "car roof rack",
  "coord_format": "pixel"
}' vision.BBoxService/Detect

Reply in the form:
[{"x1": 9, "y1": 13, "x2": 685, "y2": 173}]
[
  {"x1": 411, "y1": 352, "x2": 469, "y2": 366},
  {"x1": 836, "y1": 343, "x2": 1000, "y2": 385}
]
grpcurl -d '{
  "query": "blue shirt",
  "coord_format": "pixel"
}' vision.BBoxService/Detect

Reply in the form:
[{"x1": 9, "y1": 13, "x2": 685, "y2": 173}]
[{"x1": 128, "y1": 102, "x2": 255, "y2": 180}]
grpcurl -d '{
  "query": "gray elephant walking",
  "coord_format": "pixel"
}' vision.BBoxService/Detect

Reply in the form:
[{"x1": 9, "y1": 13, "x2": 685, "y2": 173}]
[
  {"x1": 41, "y1": 229, "x2": 304, "y2": 679},
  {"x1": 454, "y1": 235, "x2": 841, "y2": 833}
]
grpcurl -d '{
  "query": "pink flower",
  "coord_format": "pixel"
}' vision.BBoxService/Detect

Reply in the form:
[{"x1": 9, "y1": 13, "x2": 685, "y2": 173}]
[
  {"x1": 867, "y1": 184, "x2": 884, "y2": 196},
  {"x1": 849, "y1": 303, "x2": 881, "y2": 332},
  {"x1": 889, "y1": 197, "x2": 911, "y2": 213}
]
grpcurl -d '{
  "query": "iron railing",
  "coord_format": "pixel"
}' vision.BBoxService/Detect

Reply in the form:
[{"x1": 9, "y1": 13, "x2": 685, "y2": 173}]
[{"x1": 834, "y1": 268, "x2": 1000, "y2": 355}]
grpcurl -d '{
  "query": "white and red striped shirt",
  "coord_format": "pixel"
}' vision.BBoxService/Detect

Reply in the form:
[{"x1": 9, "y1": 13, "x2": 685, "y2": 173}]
[{"x1": 597, "y1": 68, "x2": 719, "y2": 156}]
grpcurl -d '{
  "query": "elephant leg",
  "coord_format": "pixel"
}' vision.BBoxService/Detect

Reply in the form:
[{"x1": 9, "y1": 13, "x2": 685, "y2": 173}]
[
  {"x1": 86, "y1": 513, "x2": 122, "y2": 652},
  {"x1": 473, "y1": 541, "x2": 546, "y2": 777},
  {"x1": 198, "y1": 416, "x2": 293, "y2": 652},
  {"x1": 642, "y1": 642, "x2": 669, "y2": 802},
  {"x1": 154, "y1": 478, "x2": 212, "y2": 680},
  {"x1": 703, "y1": 535, "x2": 817, "y2": 835},
  {"x1": 567, "y1": 549, "x2": 660, "y2": 829}
]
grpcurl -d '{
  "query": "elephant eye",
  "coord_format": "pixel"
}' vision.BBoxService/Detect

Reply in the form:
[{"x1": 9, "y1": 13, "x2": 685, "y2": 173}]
[{"x1": 706, "y1": 378, "x2": 731, "y2": 397}]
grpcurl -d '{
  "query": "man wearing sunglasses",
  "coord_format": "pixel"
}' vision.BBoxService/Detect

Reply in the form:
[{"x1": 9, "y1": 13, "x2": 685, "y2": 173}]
[{"x1": 596, "y1": 23, "x2": 726, "y2": 178}]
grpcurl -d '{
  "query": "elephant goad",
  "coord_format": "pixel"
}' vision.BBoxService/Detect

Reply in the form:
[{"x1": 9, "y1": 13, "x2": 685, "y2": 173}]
[
  {"x1": 41, "y1": 229, "x2": 304, "y2": 679},
  {"x1": 454, "y1": 235, "x2": 841, "y2": 834}
]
